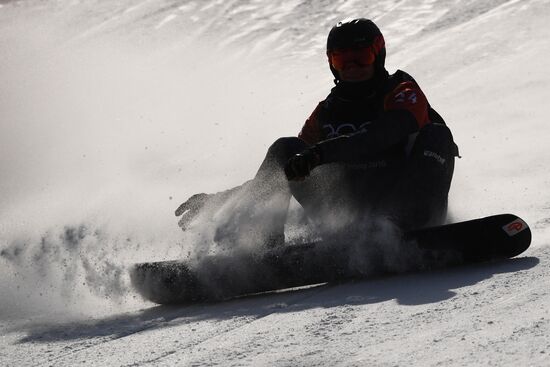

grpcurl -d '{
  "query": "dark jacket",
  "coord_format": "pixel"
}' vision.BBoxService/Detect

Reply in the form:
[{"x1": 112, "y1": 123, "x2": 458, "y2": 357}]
[{"x1": 298, "y1": 70, "x2": 447, "y2": 165}]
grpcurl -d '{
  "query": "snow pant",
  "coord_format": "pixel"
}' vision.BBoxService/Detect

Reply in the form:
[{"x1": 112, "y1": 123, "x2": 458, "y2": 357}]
[{"x1": 244, "y1": 123, "x2": 457, "y2": 242}]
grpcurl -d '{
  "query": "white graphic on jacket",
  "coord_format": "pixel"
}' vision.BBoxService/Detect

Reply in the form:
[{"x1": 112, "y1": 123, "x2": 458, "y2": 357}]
[{"x1": 321, "y1": 121, "x2": 372, "y2": 139}]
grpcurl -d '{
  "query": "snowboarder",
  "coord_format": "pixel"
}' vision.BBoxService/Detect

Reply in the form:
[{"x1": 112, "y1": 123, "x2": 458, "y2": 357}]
[{"x1": 175, "y1": 18, "x2": 459, "y2": 246}]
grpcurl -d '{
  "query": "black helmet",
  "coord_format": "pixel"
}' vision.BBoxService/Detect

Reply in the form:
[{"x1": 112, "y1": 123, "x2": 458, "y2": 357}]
[{"x1": 326, "y1": 18, "x2": 386, "y2": 81}]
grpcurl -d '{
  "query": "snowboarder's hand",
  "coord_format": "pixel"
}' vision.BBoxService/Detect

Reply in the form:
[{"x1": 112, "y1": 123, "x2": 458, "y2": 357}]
[
  {"x1": 284, "y1": 147, "x2": 321, "y2": 181},
  {"x1": 175, "y1": 185, "x2": 243, "y2": 231},
  {"x1": 175, "y1": 193, "x2": 210, "y2": 230}
]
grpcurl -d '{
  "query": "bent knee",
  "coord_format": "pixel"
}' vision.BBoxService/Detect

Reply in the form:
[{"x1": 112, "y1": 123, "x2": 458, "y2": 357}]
[
  {"x1": 268, "y1": 137, "x2": 308, "y2": 157},
  {"x1": 414, "y1": 123, "x2": 458, "y2": 160}
]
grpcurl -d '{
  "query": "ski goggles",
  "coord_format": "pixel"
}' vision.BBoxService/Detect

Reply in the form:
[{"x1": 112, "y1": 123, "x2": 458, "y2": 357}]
[{"x1": 327, "y1": 35, "x2": 385, "y2": 70}]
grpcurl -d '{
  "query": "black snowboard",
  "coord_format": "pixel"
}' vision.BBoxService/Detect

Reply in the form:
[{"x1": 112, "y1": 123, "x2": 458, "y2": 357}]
[{"x1": 130, "y1": 214, "x2": 531, "y2": 304}]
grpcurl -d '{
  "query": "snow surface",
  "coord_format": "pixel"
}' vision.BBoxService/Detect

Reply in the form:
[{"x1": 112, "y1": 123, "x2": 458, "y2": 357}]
[{"x1": 1, "y1": 0, "x2": 550, "y2": 365}]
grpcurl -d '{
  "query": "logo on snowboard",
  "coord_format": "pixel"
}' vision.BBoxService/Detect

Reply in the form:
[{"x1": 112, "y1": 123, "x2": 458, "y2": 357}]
[{"x1": 502, "y1": 218, "x2": 528, "y2": 236}]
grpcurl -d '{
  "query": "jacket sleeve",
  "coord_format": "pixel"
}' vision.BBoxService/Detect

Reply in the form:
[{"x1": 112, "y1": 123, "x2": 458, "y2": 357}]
[
  {"x1": 384, "y1": 81, "x2": 430, "y2": 129},
  {"x1": 298, "y1": 103, "x2": 323, "y2": 146},
  {"x1": 317, "y1": 81, "x2": 430, "y2": 164}
]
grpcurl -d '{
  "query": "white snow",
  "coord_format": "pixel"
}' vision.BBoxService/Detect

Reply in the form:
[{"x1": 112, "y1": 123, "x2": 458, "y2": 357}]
[
  {"x1": 155, "y1": 14, "x2": 178, "y2": 30},
  {"x1": 1, "y1": 0, "x2": 550, "y2": 366}
]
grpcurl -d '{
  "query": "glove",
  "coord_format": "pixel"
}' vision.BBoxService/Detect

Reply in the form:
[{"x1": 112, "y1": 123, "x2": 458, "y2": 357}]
[
  {"x1": 175, "y1": 185, "x2": 244, "y2": 231},
  {"x1": 284, "y1": 146, "x2": 321, "y2": 181},
  {"x1": 175, "y1": 193, "x2": 211, "y2": 230}
]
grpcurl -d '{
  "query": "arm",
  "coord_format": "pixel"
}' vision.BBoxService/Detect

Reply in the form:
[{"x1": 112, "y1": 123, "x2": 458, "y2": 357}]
[{"x1": 298, "y1": 103, "x2": 324, "y2": 145}]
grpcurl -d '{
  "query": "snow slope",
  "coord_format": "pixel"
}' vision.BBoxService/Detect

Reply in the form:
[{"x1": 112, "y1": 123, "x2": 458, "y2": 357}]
[{"x1": 1, "y1": 0, "x2": 550, "y2": 365}]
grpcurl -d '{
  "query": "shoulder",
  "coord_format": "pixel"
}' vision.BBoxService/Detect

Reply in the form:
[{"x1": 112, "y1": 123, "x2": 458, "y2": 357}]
[
  {"x1": 309, "y1": 101, "x2": 326, "y2": 118},
  {"x1": 383, "y1": 71, "x2": 431, "y2": 128},
  {"x1": 386, "y1": 70, "x2": 447, "y2": 125},
  {"x1": 324, "y1": 87, "x2": 338, "y2": 104},
  {"x1": 299, "y1": 101, "x2": 327, "y2": 145},
  {"x1": 384, "y1": 70, "x2": 422, "y2": 92},
  {"x1": 383, "y1": 70, "x2": 427, "y2": 106},
  {"x1": 383, "y1": 70, "x2": 429, "y2": 110}
]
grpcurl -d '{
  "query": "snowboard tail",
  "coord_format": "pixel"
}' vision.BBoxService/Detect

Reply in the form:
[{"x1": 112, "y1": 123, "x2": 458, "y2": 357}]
[
  {"x1": 131, "y1": 214, "x2": 531, "y2": 304},
  {"x1": 408, "y1": 213, "x2": 530, "y2": 262}
]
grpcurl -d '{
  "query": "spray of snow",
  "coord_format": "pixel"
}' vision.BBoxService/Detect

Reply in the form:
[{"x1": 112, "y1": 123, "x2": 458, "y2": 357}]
[
  {"x1": 0, "y1": 11, "x2": 316, "y2": 318},
  {"x1": 2, "y1": 0, "x2": 550, "y2": 365},
  {"x1": 2, "y1": 0, "x2": 549, "y2": 322}
]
